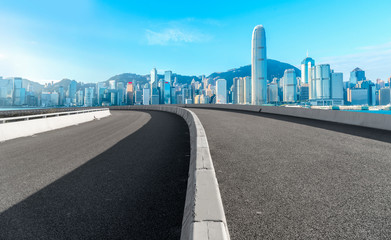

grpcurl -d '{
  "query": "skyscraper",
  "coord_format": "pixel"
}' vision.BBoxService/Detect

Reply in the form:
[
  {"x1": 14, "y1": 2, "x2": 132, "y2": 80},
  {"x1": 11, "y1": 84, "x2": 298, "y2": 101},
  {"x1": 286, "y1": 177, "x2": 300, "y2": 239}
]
[
  {"x1": 68, "y1": 80, "x2": 77, "y2": 105},
  {"x1": 164, "y1": 81, "x2": 171, "y2": 104},
  {"x1": 237, "y1": 78, "x2": 245, "y2": 104},
  {"x1": 164, "y1": 70, "x2": 172, "y2": 84},
  {"x1": 301, "y1": 57, "x2": 315, "y2": 85},
  {"x1": 143, "y1": 84, "x2": 150, "y2": 105},
  {"x1": 282, "y1": 69, "x2": 297, "y2": 102},
  {"x1": 126, "y1": 82, "x2": 134, "y2": 105},
  {"x1": 84, "y1": 87, "x2": 94, "y2": 107},
  {"x1": 349, "y1": 68, "x2": 366, "y2": 85},
  {"x1": 150, "y1": 68, "x2": 158, "y2": 88},
  {"x1": 331, "y1": 72, "x2": 344, "y2": 105},
  {"x1": 251, "y1": 25, "x2": 267, "y2": 105},
  {"x1": 216, "y1": 79, "x2": 227, "y2": 104},
  {"x1": 244, "y1": 76, "x2": 251, "y2": 104}
]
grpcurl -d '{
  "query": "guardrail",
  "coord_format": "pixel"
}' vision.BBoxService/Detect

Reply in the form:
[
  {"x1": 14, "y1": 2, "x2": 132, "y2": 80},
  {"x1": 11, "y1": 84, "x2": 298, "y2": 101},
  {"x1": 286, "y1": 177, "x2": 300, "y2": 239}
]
[{"x1": 0, "y1": 108, "x2": 109, "y2": 124}]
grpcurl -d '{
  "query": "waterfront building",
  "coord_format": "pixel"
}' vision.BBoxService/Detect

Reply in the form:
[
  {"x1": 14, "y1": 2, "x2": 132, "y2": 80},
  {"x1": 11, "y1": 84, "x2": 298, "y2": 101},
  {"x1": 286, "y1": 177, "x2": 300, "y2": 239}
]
[
  {"x1": 126, "y1": 82, "x2": 134, "y2": 105},
  {"x1": 237, "y1": 77, "x2": 245, "y2": 104},
  {"x1": 76, "y1": 90, "x2": 84, "y2": 106},
  {"x1": 267, "y1": 83, "x2": 279, "y2": 103},
  {"x1": 164, "y1": 81, "x2": 171, "y2": 104},
  {"x1": 244, "y1": 76, "x2": 251, "y2": 104},
  {"x1": 143, "y1": 84, "x2": 150, "y2": 105},
  {"x1": 331, "y1": 72, "x2": 344, "y2": 105},
  {"x1": 84, "y1": 87, "x2": 94, "y2": 107},
  {"x1": 379, "y1": 88, "x2": 391, "y2": 105},
  {"x1": 283, "y1": 69, "x2": 297, "y2": 102},
  {"x1": 300, "y1": 84, "x2": 309, "y2": 102},
  {"x1": 216, "y1": 79, "x2": 227, "y2": 104}
]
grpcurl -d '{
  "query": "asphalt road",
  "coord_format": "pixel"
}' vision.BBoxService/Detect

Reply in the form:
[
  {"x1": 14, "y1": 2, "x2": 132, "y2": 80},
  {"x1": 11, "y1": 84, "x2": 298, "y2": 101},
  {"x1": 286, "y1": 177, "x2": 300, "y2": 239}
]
[
  {"x1": 189, "y1": 108, "x2": 391, "y2": 240},
  {"x1": 0, "y1": 110, "x2": 190, "y2": 240}
]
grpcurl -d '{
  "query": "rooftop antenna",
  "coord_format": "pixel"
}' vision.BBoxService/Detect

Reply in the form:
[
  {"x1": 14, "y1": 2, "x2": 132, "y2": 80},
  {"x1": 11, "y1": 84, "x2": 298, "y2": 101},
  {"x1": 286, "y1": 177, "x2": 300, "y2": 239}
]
[{"x1": 306, "y1": 50, "x2": 309, "y2": 57}]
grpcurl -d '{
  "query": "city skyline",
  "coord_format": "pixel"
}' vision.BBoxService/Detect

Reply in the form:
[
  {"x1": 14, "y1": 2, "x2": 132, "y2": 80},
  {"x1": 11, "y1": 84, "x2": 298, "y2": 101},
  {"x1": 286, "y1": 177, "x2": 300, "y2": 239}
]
[{"x1": 0, "y1": 0, "x2": 391, "y2": 83}]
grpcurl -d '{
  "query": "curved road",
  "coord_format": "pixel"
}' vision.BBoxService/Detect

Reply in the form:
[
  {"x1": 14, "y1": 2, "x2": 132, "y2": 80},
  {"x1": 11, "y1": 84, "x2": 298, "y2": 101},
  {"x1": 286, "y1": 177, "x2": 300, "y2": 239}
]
[
  {"x1": 190, "y1": 108, "x2": 391, "y2": 239},
  {"x1": 0, "y1": 110, "x2": 190, "y2": 240}
]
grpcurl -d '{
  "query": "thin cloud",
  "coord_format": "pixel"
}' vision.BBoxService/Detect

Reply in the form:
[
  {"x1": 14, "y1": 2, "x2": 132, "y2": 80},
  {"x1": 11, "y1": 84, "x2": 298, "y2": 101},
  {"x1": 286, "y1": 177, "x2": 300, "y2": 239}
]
[
  {"x1": 320, "y1": 41, "x2": 391, "y2": 81},
  {"x1": 145, "y1": 28, "x2": 210, "y2": 45}
]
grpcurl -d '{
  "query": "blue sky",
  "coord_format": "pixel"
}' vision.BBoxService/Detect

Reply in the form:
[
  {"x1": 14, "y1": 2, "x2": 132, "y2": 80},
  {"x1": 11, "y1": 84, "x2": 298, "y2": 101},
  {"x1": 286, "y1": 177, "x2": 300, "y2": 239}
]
[{"x1": 0, "y1": 0, "x2": 390, "y2": 83}]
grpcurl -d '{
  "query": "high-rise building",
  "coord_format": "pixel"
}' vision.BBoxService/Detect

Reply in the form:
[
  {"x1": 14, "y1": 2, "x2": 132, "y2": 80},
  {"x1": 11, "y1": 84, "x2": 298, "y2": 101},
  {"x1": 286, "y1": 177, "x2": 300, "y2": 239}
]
[
  {"x1": 51, "y1": 92, "x2": 59, "y2": 106},
  {"x1": 84, "y1": 87, "x2": 94, "y2": 107},
  {"x1": 331, "y1": 72, "x2": 344, "y2": 105},
  {"x1": 349, "y1": 68, "x2": 366, "y2": 85},
  {"x1": 58, "y1": 86, "x2": 65, "y2": 106},
  {"x1": 109, "y1": 80, "x2": 116, "y2": 90},
  {"x1": 300, "y1": 84, "x2": 309, "y2": 102},
  {"x1": 251, "y1": 25, "x2": 267, "y2": 105},
  {"x1": 164, "y1": 81, "x2": 171, "y2": 104},
  {"x1": 316, "y1": 64, "x2": 331, "y2": 99},
  {"x1": 237, "y1": 78, "x2": 245, "y2": 104},
  {"x1": 244, "y1": 76, "x2": 251, "y2": 104},
  {"x1": 68, "y1": 80, "x2": 77, "y2": 105},
  {"x1": 126, "y1": 82, "x2": 134, "y2": 105},
  {"x1": 301, "y1": 57, "x2": 315, "y2": 85},
  {"x1": 282, "y1": 69, "x2": 297, "y2": 102},
  {"x1": 216, "y1": 79, "x2": 227, "y2": 104},
  {"x1": 117, "y1": 82, "x2": 125, "y2": 105},
  {"x1": 379, "y1": 88, "x2": 391, "y2": 105},
  {"x1": 151, "y1": 68, "x2": 158, "y2": 88},
  {"x1": 76, "y1": 90, "x2": 84, "y2": 106},
  {"x1": 143, "y1": 84, "x2": 150, "y2": 105},
  {"x1": 347, "y1": 88, "x2": 369, "y2": 105},
  {"x1": 267, "y1": 83, "x2": 279, "y2": 103},
  {"x1": 164, "y1": 71, "x2": 172, "y2": 84},
  {"x1": 13, "y1": 77, "x2": 24, "y2": 105}
]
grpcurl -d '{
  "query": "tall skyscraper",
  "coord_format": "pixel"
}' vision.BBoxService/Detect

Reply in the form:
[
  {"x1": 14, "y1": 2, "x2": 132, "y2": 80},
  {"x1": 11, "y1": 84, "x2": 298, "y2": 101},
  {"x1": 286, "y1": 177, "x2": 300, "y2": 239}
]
[
  {"x1": 314, "y1": 64, "x2": 331, "y2": 100},
  {"x1": 282, "y1": 69, "x2": 297, "y2": 102},
  {"x1": 237, "y1": 78, "x2": 245, "y2": 104},
  {"x1": 244, "y1": 76, "x2": 251, "y2": 104},
  {"x1": 251, "y1": 25, "x2": 267, "y2": 105},
  {"x1": 68, "y1": 80, "x2": 77, "y2": 105},
  {"x1": 164, "y1": 70, "x2": 172, "y2": 84},
  {"x1": 126, "y1": 82, "x2": 134, "y2": 105},
  {"x1": 12, "y1": 77, "x2": 24, "y2": 105},
  {"x1": 84, "y1": 87, "x2": 94, "y2": 107},
  {"x1": 301, "y1": 57, "x2": 315, "y2": 85},
  {"x1": 143, "y1": 84, "x2": 150, "y2": 105},
  {"x1": 216, "y1": 79, "x2": 227, "y2": 104},
  {"x1": 151, "y1": 68, "x2": 158, "y2": 88},
  {"x1": 164, "y1": 81, "x2": 171, "y2": 104},
  {"x1": 331, "y1": 72, "x2": 344, "y2": 105}
]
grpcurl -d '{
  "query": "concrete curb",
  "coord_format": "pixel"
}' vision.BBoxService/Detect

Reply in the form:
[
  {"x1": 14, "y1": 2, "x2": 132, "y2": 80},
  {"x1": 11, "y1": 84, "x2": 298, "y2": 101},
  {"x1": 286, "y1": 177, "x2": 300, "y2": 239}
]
[
  {"x1": 110, "y1": 106, "x2": 230, "y2": 240},
  {"x1": 0, "y1": 109, "x2": 111, "y2": 142}
]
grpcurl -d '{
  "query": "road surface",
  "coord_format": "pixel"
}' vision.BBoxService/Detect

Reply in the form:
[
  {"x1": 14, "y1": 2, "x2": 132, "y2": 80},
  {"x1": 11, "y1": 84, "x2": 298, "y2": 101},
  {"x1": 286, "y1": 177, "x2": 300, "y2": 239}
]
[
  {"x1": 0, "y1": 110, "x2": 190, "y2": 240},
  {"x1": 190, "y1": 108, "x2": 391, "y2": 239}
]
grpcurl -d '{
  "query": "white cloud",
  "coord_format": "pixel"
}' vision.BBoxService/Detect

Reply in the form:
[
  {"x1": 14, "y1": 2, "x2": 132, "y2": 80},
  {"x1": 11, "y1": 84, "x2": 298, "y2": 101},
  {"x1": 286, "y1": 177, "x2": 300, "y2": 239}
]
[
  {"x1": 145, "y1": 28, "x2": 209, "y2": 45},
  {"x1": 319, "y1": 41, "x2": 391, "y2": 81}
]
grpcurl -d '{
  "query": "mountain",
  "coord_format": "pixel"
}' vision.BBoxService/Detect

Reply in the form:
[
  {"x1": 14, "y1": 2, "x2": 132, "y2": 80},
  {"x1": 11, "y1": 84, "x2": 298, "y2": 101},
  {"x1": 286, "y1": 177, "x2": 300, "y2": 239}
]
[
  {"x1": 106, "y1": 59, "x2": 300, "y2": 89},
  {"x1": 208, "y1": 59, "x2": 301, "y2": 88}
]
